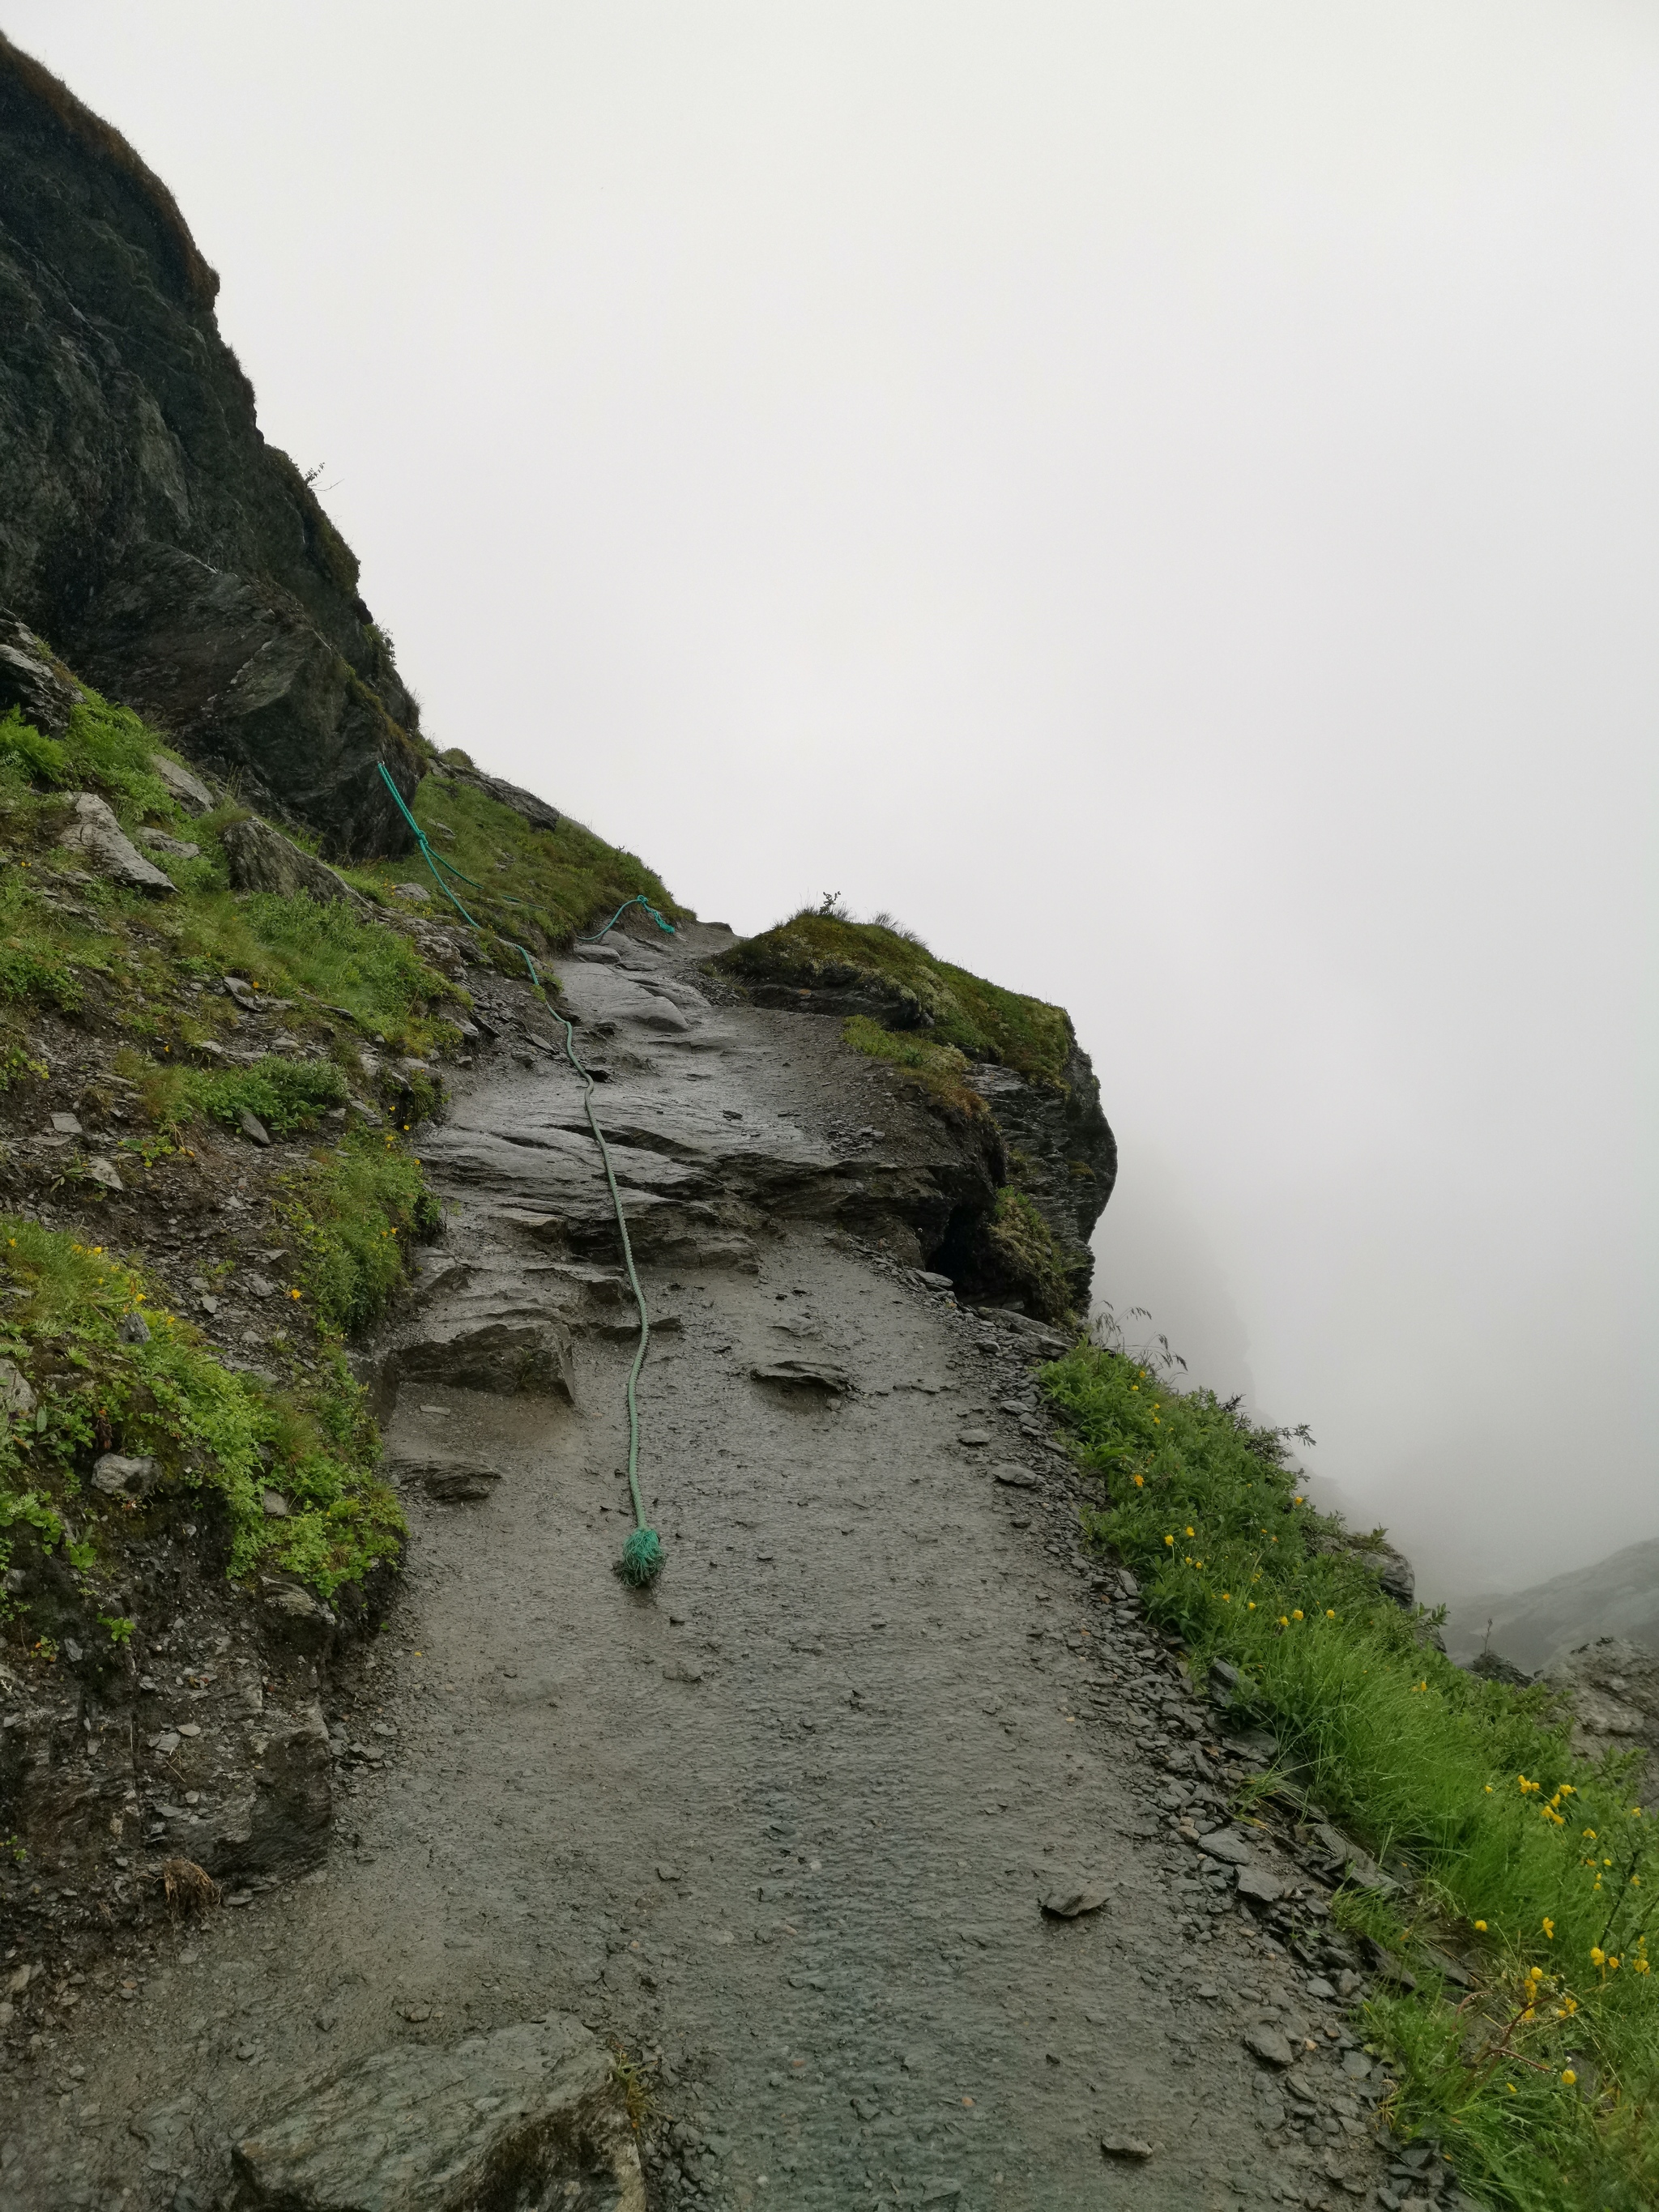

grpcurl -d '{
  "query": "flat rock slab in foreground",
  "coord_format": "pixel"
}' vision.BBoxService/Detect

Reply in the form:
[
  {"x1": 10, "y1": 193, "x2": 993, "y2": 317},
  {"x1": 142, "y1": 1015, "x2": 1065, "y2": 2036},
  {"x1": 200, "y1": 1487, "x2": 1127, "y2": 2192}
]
[{"x1": 232, "y1": 2016, "x2": 644, "y2": 2210}]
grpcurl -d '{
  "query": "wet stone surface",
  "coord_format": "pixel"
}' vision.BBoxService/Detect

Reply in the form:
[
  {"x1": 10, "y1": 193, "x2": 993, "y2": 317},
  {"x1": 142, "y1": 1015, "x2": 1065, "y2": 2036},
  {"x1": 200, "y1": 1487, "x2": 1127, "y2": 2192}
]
[{"x1": 0, "y1": 925, "x2": 1397, "y2": 2211}]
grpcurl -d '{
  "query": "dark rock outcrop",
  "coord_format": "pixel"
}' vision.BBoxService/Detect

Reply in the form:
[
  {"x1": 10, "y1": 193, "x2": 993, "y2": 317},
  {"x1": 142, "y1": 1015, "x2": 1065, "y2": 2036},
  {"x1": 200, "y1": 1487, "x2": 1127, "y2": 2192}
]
[
  {"x1": 964, "y1": 1031, "x2": 1117, "y2": 1276},
  {"x1": 0, "y1": 607, "x2": 82, "y2": 731},
  {"x1": 709, "y1": 916, "x2": 1116, "y2": 1313},
  {"x1": 220, "y1": 813, "x2": 370, "y2": 910},
  {"x1": 0, "y1": 35, "x2": 422, "y2": 856}
]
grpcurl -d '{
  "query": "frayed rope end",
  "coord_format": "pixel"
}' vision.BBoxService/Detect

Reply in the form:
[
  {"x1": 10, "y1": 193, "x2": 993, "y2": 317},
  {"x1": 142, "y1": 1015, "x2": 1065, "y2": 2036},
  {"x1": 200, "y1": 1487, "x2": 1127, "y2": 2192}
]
[{"x1": 616, "y1": 1527, "x2": 665, "y2": 1588}]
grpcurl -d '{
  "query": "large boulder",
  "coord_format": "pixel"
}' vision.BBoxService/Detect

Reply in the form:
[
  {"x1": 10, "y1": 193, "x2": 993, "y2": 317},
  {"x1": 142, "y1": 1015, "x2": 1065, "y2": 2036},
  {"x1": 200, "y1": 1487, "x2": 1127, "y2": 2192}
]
[
  {"x1": 1548, "y1": 1638, "x2": 1659, "y2": 1805},
  {"x1": 0, "y1": 36, "x2": 421, "y2": 857},
  {"x1": 220, "y1": 812, "x2": 372, "y2": 910},
  {"x1": 57, "y1": 791, "x2": 177, "y2": 895}
]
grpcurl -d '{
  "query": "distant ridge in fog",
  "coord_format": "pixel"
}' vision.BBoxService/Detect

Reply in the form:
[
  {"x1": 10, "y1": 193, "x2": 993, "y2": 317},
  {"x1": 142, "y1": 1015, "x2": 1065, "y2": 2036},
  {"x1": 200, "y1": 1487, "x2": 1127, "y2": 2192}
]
[{"x1": 1445, "y1": 1539, "x2": 1659, "y2": 1675}]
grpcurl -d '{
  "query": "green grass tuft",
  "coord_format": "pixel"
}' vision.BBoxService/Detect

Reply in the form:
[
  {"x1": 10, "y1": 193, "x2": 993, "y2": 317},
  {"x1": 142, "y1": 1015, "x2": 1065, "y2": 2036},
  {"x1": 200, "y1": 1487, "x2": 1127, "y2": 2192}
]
[
  {"x1": 278, "y1": 1132, "x2": 442, "y2": 1337},
  {"x1": 339, "y1": 768, "x2": 685, "y2": 954},
  {"x1": 1045, "y1": 1339, "x2": 1659, "y2": 2210},
  {"x1": 841, "y1": 1014, "x2": 988, "y2": 1119},
  {"x1": 0, "y1": 1218, "x2": 400, "y2": 1602}
]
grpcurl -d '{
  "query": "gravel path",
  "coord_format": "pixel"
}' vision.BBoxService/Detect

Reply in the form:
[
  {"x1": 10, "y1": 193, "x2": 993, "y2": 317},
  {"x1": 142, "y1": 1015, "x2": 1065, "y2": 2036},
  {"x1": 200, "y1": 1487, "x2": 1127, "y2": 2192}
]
[{"x1": 1, "y1": 931, "x2": 1395, "y2": 2212}]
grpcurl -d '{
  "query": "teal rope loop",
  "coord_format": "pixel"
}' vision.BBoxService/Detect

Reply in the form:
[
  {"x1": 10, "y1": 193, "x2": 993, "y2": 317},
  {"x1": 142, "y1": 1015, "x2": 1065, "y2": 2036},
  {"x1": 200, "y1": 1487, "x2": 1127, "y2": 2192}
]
[
  {"x1": 375, "y1": 761, "x2": 665, "y2": 1587},
  {"x1": 582, "y1": 893, "x2": 677, "y2": 942}
]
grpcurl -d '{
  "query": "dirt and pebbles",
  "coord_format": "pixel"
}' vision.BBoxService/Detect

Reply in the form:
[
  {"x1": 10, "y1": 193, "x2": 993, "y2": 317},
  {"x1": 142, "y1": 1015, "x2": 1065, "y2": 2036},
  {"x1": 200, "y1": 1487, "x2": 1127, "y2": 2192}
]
[{"x1": 0, "y1": 924, "x2": 1418, "y2": 2212}]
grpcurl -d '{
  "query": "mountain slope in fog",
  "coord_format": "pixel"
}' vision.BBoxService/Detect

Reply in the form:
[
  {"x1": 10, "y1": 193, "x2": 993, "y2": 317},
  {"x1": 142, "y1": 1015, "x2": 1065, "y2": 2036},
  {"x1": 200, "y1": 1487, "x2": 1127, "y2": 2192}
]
[{"x1": 1445, "y1": 1536, "x2": 1659, "y2": 1673}]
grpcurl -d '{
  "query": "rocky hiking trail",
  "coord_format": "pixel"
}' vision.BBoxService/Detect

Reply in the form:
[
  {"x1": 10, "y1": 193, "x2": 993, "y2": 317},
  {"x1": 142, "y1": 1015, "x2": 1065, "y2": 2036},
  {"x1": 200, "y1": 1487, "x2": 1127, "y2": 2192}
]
[{"x1": 4, "y1": 926, "x2": 1423, "y2": 2211}]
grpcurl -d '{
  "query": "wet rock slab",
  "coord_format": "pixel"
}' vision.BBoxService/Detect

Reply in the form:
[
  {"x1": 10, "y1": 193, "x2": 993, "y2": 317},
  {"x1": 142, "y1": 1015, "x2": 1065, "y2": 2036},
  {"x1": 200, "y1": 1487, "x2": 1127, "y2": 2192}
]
[{"x1": 232, "y1": 2015, "x2": 644, "y2": 2209}]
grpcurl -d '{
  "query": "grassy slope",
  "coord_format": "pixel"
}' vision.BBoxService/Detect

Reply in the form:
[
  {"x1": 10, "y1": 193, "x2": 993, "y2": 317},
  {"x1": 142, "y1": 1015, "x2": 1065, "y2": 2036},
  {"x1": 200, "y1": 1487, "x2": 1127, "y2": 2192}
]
[
  {"x1": 342, "y1": 748, "x2": 684, "y2": 957},
  {"x1": 1046, "y1": 1340, "x2": 1659, "y2": 2210},
  {"x1": 0, "y1": 683, "x2": 672, "y2": 1626}
]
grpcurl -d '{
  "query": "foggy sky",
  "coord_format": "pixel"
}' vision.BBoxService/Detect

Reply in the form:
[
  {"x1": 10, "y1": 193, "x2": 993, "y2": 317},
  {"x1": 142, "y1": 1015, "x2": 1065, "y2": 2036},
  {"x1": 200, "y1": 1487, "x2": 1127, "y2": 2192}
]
[{"x1": 8, "y1": 2, "x2": 1655, "y2": 1596}]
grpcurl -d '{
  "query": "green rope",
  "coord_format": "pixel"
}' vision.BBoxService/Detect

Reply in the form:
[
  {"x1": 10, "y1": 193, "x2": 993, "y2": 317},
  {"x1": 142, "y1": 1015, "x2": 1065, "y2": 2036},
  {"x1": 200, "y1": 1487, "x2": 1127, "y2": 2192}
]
[
  {"x1": 582, "y1": 893, "x2": 677, "y2": 942},
  {"x1": 375, "y1": 762, "x2": 665, "y2": 1587}
]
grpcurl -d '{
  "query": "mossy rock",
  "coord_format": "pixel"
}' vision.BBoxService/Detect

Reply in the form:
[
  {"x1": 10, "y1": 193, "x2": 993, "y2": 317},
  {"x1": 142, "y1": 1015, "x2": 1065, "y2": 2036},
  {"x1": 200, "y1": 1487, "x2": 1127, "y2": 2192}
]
[{"x1": 716, "y1": 913, "x2": 1075, "y2": 1088}]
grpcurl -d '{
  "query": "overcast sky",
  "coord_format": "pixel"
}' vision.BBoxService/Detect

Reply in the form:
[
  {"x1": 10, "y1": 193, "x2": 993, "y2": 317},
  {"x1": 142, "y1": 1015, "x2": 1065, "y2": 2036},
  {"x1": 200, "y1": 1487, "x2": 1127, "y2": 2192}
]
[{"x1": 10, "y1": 2, "x2": 1656, "y2": 1596}]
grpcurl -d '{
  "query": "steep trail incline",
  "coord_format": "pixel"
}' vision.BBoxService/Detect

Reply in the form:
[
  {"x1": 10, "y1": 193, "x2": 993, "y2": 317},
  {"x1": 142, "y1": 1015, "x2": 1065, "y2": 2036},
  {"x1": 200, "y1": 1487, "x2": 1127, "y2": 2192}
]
[{"x1": 3, "y1": 928, "x2": 1389, "y2": 2212}]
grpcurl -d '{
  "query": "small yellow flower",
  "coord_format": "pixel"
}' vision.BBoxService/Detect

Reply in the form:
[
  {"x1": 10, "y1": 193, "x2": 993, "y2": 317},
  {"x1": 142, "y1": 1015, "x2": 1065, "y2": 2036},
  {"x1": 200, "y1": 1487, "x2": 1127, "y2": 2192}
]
[
  {"x1": 1247, "y1": 1600, "x2": 1256, "y2": 1610},
  {"x1": 1184, "y1": 1526, "x2": 1195, "y2": 1538},
  {"x1": 1542, "y1": 1918, "x2": 1555, "y2": 1940},
  {"x1": 1473, "y1": 1920, "x2": 1486, "y2": 1932},
  {"x1": 1590, "y1": 1946, "x2": 1605, "y2": 1967},
  {"x1": 1291, "y1": 1609, "x2": 1304, "y2": 1621},
  {"x1": 1220, "y1": 1592, "x2": 1230, "y2": 1602},
  {"x1": 1562, "y1": 2069, "x2": 1576, "y2": 2086},
  {"x1": 1164, "y1": 1535, "x2": 1174, "y2": 1547},
  {"x1": 1277, "y1": 1615, "x2": 1290, "y2": 1628},
  {"x1": 1132, "y1": 1474, "x2": 1144, "y2": 1488},
  {"x1": 1324, "y1": 1609, "x2": 1336, "y2": 1618}
]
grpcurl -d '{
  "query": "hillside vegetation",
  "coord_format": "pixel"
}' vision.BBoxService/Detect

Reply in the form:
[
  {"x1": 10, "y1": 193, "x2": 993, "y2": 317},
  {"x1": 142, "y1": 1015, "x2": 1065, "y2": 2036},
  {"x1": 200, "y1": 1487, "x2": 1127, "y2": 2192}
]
[
  {"x1": 347, "y1": 748, "x2": 684, "y2": 958},
  {"x1": 1047, "y1": 1339, "x2": 1659, "y2": 2211},
  {"x1": 0, "y1": 676, "x2": 667, "y2": 1647}
]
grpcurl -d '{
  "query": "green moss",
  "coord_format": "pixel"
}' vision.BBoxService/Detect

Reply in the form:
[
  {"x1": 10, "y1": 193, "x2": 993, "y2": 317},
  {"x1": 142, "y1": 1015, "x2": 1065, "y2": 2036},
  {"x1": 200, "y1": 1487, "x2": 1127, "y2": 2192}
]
[
  {"x1": 1047, "y1": 1341, "x2": 1659, "y2": 2211},
  {"x1": 719, "y1": 912, "x2": 1073, "y2": 1086},
  {"x1": 840, "y1": 1014, "x2": 987, "y2": 1120},
  {"x1": 983, "y1": 1187, "x2": 1081, "y2": 1322},
  {"x1": 0, "y1": 1218, "x2": 400, "y2": 1601}
]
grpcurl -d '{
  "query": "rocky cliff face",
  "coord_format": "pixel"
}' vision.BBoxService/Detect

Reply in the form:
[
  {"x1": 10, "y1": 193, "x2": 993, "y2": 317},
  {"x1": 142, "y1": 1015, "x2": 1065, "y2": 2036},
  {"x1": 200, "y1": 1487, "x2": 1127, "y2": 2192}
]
[
  {"x1": 713, "y1": 912, "x2": 1117, "y2": 1314},
  {"x1": 0, "y1": 34, "x2": 422, "y2": 856}
]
